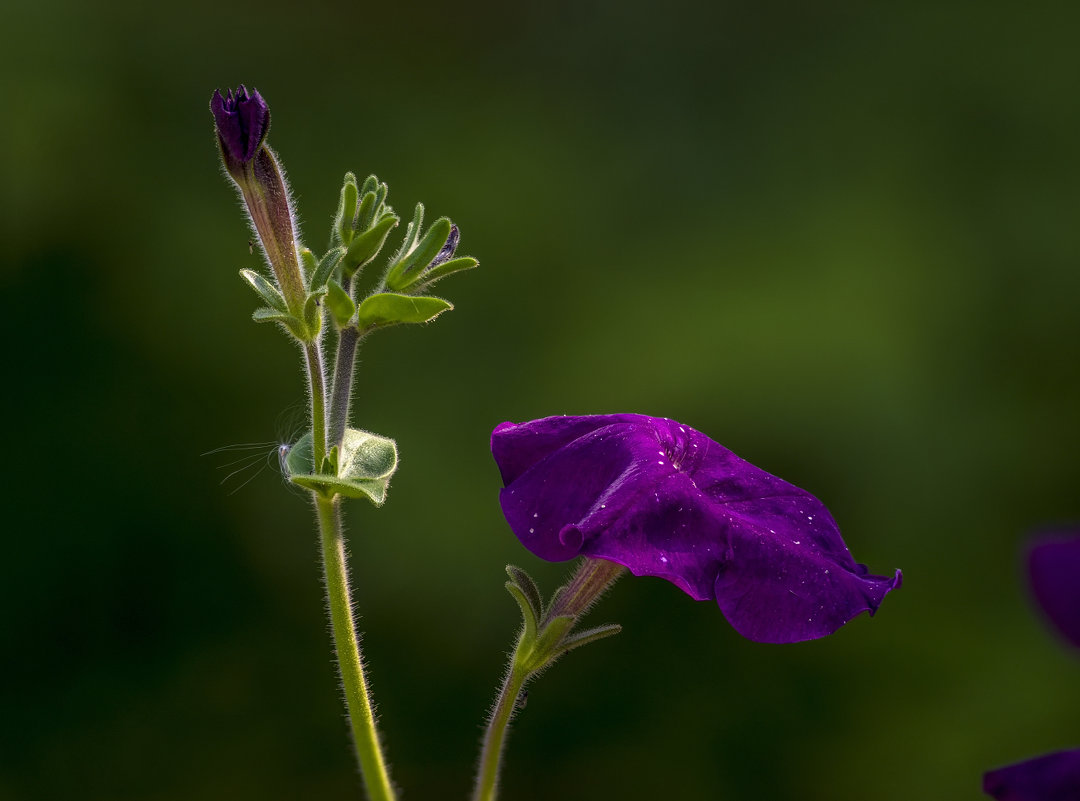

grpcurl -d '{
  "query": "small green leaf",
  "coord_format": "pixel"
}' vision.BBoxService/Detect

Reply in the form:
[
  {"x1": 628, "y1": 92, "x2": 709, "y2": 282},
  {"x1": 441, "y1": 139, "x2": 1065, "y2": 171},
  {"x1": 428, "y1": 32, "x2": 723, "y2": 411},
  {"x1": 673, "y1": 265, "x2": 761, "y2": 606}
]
[
  {"x1": 355, "y1": 191, "x2": 376, "y2": 231},
  {"x1": 343, "y1": 215, "x2": 399, "y2": 276},
  {"x1": 359, "y1": 174, "x2": 378, "y2": 196},
  {"x1": 335, "y1": 174, "x2": 359, "y2": 245},
  {"x1": 506, "y1": 565, "x2": 544, "y2": 621},
  {"x1": 355, "y1": 293, "x2": 453, "y2": 329},
  {"x1": 373, "y1": 181, "x2": 389, "y2": 217},
  {"x1": 326, "y1": 279, "x2": 356, "y2": 326},
  {"x1": 385, "y1": 216, "x2": 452, "y2": 291},
  {"x1": 239, "y1": 269, "x2": 288, "y2": 313},
  {"x1": 310, "y1": 246, "x2": 345, "y2": 291},
  {"x1": 414, "y1": 256, "x2": 478, "y2": 289},
  {"x1": 252, "y1": 307, "x2": 308, "y2": 340}
]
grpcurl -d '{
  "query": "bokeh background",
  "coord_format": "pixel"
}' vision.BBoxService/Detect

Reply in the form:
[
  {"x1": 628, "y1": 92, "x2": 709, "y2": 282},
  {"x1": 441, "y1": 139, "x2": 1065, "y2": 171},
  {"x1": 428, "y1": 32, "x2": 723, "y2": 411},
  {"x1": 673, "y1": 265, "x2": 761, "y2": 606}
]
[{"x1": 3, "y1": 1, "x2": 1079, "y2": 799}]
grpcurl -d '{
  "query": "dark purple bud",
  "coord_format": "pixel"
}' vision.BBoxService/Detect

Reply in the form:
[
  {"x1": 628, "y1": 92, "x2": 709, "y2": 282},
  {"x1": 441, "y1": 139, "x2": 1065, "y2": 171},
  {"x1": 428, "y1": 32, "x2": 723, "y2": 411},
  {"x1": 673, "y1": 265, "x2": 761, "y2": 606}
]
[
  {"x1": 1028, "y1": 531, "x2": 1080, "y2": 649},
  {"x1": 210, "y1": 85, "x2": 304, "y2": 313},
  {"x1": 984, "y1": 749, "x2": 1080, "y2": 801},
  {"x1": 210, "y1": 85, "x2": 270, "y2": 168},
  {"x1": 429, "y1": 224, "x2": 460, "y2": 269},
  {"x1": 491, "y1": 414, "x2": 901, "y2": 644}
]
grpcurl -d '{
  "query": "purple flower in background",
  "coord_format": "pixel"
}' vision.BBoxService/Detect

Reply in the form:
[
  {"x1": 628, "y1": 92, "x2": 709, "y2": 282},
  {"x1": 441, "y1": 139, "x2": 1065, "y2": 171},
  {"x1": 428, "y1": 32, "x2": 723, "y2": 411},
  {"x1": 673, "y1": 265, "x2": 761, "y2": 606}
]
[
  {"x1": 980, "y1": 531, "x2": 1080, "y2": 798},
  {"x1": 1028, "y1": 531, "x2": 1080, "y2": 649},
  {"x1": 210, "y1": 85, "x2": 270, "y2": 167},
  {"x1": 984, "y1": 749, "x2": 1080, "y2": 801},
  {"x1": 491, "y1": 414, "x2": 901, "y2": 644}
]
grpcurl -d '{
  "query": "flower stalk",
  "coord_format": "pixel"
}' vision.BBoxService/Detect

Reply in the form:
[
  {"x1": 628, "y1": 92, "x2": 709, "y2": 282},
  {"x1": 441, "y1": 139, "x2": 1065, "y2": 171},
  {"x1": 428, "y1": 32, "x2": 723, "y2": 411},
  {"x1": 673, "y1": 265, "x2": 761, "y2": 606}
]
[
  {"x1": 316, "y1": 495, "x2": 396, "y2": 801},
  {"x1": 472, "y1": 558, "x2": 625, "y2": 801}
]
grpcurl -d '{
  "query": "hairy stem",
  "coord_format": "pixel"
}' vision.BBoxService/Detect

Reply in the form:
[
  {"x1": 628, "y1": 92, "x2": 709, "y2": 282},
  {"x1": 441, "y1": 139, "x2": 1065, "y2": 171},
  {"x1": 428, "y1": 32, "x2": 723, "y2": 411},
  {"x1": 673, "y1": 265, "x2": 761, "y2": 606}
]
[
  {"x1": 303, "y1": 342, "x2": 328, "y2": 470},
  {"x1": 472, "y1": 558, "x2": 625, "y2": 801},
  {"x1": 472, "y1": 655, "x2": 529, "y2": 801},
  {"x1": 316, "y1": 495, "x2": 396, "y2": 801},
  {"x1": 329, "y1": 326, "x2": 360, "y2": 448}
]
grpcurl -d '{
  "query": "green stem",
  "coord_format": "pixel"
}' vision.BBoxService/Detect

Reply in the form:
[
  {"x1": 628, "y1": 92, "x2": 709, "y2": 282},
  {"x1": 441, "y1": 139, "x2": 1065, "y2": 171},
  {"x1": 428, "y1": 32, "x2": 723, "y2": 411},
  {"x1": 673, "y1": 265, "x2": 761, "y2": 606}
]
[
  {"x1": 303, "y1": 342, "x2": 327, "y2": 469},
  {"x1": 472, "y1": 655, "x2": 529, "y2": 801},
  {"x1": 316, "y1": 495, "x2": 396, "y2": 801}
]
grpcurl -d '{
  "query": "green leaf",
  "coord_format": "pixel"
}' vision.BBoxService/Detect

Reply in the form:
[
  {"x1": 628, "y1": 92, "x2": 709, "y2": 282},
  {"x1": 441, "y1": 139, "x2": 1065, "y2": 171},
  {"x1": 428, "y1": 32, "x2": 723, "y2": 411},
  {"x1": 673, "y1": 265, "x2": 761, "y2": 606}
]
[
  {"x1": 239, "y1": 269, "x2": 288, "y2": 313},
  {"x1": 385, "y1": 216, "x2": 452, "y2": 291},
  {"x1": 359, "y1": 174, "x2": 378, "y2": 196},
  {"x1": 335, "y1": 174, "x2": 359, "y2": 245},
  {"x1": 326, "y1": 279, "x2": 356, "y2": 326},
  {"x1": 506, "y1": 565, "x2": 544, "y2": 621},
  {"x1": 373, "y1": 181, "x2": 388, "y2": 216},
  {"x1": 355, "y1": 293, "x2": 453, "y2": 329},
  {"x1": 252, "y1": 307, "x2": 307, "y2": 340},
  {"x1": 343, "y1": 215, "x2": 399, "y2": 276},
  {"x1": 310, "y1": 246, "x2": 345, "y2": 291},
  {"x1": 414, "y1": 256, "x2": 478, "y2": 289},
  {"x1": 284, "y1": 429, "x2": 398, "y2": 505},
  {"x1": 355, "y1": 191, "x2": 376, "y2": 232}
]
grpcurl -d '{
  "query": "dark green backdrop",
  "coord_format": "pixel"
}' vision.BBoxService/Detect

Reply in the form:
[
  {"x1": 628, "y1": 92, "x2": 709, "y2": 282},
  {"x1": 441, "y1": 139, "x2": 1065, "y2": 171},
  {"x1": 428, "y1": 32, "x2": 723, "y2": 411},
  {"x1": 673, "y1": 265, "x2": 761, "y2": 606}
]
[{"x1": 3, "y1": 1, "x2": 1079, "y2": 799}]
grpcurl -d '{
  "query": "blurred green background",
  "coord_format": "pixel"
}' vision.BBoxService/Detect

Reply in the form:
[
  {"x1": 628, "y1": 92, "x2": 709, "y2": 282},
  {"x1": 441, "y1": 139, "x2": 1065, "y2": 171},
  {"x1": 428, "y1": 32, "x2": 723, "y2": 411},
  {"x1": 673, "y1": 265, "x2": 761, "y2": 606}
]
[{"x1": 3, "y1": 1, "x2": 1079, "y2": 799}]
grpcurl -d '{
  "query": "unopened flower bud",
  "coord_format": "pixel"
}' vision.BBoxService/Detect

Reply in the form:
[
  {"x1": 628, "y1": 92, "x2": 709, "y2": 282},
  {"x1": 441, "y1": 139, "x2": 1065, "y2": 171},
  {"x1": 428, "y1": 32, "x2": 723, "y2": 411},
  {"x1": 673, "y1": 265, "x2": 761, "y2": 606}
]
[
  {"x1": 211, "y1": 85, "x2": 306, "y2": 316},
  {"x1": 210, "y1": 85, "x2": 270, "y2": 176}
]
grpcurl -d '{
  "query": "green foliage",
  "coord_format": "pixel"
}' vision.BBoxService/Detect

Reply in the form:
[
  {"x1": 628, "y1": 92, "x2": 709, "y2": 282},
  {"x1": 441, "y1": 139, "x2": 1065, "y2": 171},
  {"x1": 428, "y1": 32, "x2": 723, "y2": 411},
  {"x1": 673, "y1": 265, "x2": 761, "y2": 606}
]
[
  {"x1": 326, "y1": 279, "x2": 356, "y2": 327},
  {"x1": 355, "y1": 293, "x2": 452, "y2": 329}
]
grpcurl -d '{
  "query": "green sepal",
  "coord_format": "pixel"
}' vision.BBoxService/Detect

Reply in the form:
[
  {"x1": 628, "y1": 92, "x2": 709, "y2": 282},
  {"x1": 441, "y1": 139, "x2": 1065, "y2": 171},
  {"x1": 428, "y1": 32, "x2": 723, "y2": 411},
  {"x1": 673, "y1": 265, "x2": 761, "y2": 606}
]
[
  {"x1": 522, "y1": 616, "x2": 575, "y2": 672},
  {"x1": 335, "y1": 174, "x2": 359, "y2": 245},
  {"x1": 552, "y1": 623, "x2": 622, "y2": 658},
  {"x1": 505, "y1": 581, "x2": 539, "y2": 645},
  {"x1": 299, "y1": 248, "x2": 319, "y2": 283},
  {"x1": 413, "y1": 256, "x2": 478, "y2": 290},
  {"x1": 310, "y1": 246, "x2": 346, "y2": 292},
  {"x1": 252, "y1": 307, "x2": 308, "y2": 340},
  {"x1": 385, "y1": 216, "x2": 452, "y2": 291},
  {"x1": 302, "y1": 289, "x2": 325, "y2": 338},
  {"x1": 506, "y1": 565, "x2": 544, "y2": 621},
  {"x1": 284, "y1": 429, "x2": 398, "y2": 505},
  {"x1": 326, "y1": 279, "x2": 356, "y2": 327},
  {"x1": 239, "y1": 269, "x2": 288, "y2": 314},
  {"x1": 343, "y1": 215, "x2": 399, "y2": 277},
  {"x1": 355, "y1": 293, "x2": 452, "y2": 329}
]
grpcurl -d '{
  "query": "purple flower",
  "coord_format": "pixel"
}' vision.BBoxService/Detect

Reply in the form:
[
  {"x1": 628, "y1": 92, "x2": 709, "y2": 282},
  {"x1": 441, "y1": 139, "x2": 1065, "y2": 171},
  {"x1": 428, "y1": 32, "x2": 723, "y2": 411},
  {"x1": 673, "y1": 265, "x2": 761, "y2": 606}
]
[
  {"x1": 1028, "y1": 531, "x2": 1080, "y2": 649},
  {"x1": 491, "y1": 414, "x2": 901, "y2": 644},
  {"x1": 210, "y1": 85, "x2": 270, "y2": 168},
  {"x1": 984, "y1": 749, "x2": 1080, "y2": 801}
]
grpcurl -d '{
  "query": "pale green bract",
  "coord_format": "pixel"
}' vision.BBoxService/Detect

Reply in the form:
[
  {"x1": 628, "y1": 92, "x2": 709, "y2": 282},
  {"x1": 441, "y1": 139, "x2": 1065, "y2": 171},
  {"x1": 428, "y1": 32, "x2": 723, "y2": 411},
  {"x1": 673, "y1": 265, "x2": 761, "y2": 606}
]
[{"x1": 284, "y1": 428, "x2": 398, "y2": 505}]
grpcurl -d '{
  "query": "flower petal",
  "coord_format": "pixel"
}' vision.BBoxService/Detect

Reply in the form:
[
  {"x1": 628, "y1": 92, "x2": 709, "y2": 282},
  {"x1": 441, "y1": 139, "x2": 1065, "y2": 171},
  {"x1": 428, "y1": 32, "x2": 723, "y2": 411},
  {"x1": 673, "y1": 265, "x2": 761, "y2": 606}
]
[
  {"x1": 1028, "y1": 531, "x2": 1080, "y2": 649},
  {"x1": 984, "y1": 748, "x2": 1080, "y2": 801},
  {"x1": 492, "y1": 414, "x2": 901, "y2": 643}
]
